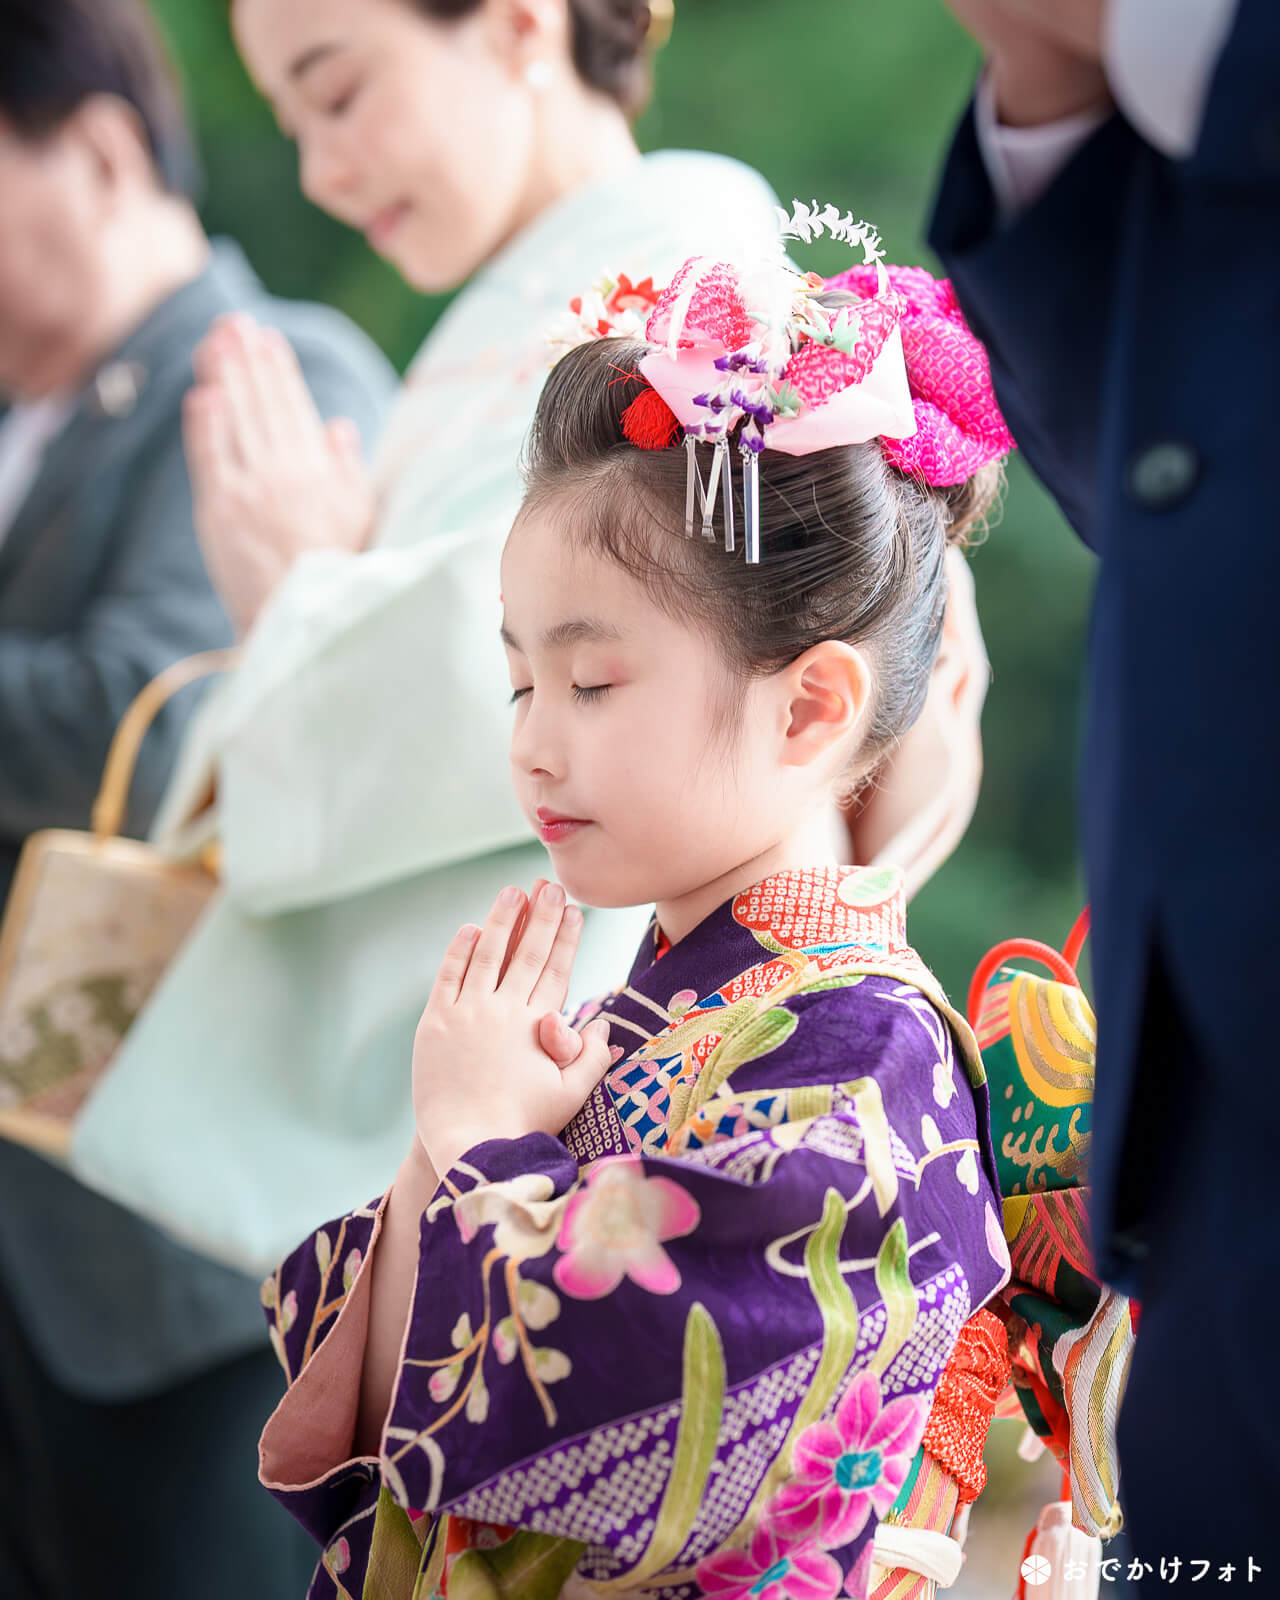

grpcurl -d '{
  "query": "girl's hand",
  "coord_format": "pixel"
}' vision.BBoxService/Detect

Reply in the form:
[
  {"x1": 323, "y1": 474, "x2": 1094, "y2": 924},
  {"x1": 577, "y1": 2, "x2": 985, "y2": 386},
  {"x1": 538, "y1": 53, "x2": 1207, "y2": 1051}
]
[
  {"x1": 412, "y1": 884, "x2": 614, "y2": 1178},
  {"x1": 182, "y1": 313, "x2": 375, "y2": 636}
]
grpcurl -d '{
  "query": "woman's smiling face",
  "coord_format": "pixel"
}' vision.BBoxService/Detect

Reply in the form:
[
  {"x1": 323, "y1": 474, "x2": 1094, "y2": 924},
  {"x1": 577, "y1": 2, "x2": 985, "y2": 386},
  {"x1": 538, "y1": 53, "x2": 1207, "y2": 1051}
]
[
  {"x1": 500, "y1": 496, "x2": 795, "y2": 914},
  {"x1": 231, "y1": 0, "x2": 544, "y2": 292}
]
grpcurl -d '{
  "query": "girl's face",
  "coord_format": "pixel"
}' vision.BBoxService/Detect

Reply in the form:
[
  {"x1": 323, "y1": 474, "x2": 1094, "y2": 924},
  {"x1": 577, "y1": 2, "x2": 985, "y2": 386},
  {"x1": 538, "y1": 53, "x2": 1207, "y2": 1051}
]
[
  {"x1": 231, "y1": 0, "x2": 547, "y2": 292},
  {"x1": 500, "y1": 501, "x2": 813, "y2": 918}
]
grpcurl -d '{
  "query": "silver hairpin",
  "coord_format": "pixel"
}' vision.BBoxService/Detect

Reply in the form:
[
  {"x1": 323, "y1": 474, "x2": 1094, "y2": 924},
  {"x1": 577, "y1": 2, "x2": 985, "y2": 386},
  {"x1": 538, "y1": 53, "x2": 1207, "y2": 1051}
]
[
  {"x1": 719, "y1": 437, "x2": 736, "y2": 553},
  {"x1": 686, "y1": 433, "x2": 758, "y2": 559},
  {"x1": 684, "y1": 435, "x2": 699, "y2": 538},
  {"x1": 741, "y1": 443, "x2": 761, "y2": 564},
  {"x1": 701, "y1": 436, "x2": 725, "y2": 540}
]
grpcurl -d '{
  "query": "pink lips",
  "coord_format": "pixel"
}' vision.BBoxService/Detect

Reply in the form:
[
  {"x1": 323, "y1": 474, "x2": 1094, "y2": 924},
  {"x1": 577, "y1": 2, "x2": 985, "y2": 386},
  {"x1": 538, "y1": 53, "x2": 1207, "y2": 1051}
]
[
  {"x1": 536, "y1": 807, "x2": 592, "y2": 845},
  {"x1": 365, "y1": 202, "x2": 410, "y2": 249}
]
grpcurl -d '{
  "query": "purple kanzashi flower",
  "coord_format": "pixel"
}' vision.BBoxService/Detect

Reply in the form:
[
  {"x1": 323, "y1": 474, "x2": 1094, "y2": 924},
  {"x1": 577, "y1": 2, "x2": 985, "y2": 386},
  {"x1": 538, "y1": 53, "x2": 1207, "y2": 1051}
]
[
  {"x1": 697, "y1": 1520, "x2": 843, "y2": 1600},
  {"x1": 767, "y1": 1371, "x2": 929, "y2": 1549}
]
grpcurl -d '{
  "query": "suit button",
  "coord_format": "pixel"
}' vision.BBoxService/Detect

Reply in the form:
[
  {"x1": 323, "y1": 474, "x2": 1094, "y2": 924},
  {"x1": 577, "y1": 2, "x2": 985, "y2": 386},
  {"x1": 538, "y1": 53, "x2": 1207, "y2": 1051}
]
[{"x1": 1126, "y1": 441, "x2": 1199, "y2": 509}]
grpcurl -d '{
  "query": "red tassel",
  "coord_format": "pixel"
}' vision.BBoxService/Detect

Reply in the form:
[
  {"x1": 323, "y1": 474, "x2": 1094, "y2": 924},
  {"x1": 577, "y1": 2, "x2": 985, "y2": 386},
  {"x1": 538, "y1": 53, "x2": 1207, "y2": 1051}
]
[{"x1": 621, "y1": 385, "x2": 681, "y2": 451}]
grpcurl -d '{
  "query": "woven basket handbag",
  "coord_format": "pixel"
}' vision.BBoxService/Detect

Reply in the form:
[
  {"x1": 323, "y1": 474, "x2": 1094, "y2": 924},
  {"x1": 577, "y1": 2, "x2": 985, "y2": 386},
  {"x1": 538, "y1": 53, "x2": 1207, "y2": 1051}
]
[{"x1": 0, "y1": 651, "x2": 233, "y2": 1159}]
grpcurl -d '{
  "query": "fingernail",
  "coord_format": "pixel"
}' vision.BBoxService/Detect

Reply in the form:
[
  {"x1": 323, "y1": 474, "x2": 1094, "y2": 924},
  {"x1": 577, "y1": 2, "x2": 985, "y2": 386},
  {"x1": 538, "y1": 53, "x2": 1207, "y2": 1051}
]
[
  {"x1": 608, "y1": 1045, "x2": 624, "y2": 1063},
  {"x1": 546, "y1": 884, "x2": 565, "y2": 907},
  {"x1": 501, "y1": 886, "x2": 522, "y2": 907},
  {"x1": 563, "y1": 903, "x2": 581, "y2": 925}
]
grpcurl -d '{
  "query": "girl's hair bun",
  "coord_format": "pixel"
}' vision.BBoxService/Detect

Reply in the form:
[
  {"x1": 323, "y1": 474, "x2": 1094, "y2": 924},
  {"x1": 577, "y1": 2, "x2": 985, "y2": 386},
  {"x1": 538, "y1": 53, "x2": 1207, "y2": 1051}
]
[{"x1": 932, "y1": 458, "x2": 1003, "y2": 551}]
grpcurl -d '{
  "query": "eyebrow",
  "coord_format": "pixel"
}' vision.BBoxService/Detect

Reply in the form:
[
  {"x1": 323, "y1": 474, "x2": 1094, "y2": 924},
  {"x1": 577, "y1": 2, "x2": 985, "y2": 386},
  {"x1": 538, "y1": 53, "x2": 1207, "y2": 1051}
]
[
  {"x1": 287, "y1": 41, "x2": 345, "y2": 82},
  {"x1": 500, "y1": 618, "x2": 626, "y2": 652}
]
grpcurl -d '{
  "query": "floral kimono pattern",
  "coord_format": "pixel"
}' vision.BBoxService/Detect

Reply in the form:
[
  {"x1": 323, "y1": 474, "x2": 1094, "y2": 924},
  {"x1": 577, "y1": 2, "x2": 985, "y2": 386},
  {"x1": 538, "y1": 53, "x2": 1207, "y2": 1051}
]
[{"x1": 259, "y1": 867, "x2": 1010, "y2": 1600}]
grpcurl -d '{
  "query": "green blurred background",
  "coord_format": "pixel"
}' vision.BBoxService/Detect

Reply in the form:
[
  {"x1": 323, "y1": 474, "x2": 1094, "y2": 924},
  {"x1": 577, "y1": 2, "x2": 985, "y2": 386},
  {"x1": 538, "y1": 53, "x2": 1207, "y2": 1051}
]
[{"x1": 148, "y1": 0, "x2": 1096, "y2": 1007}]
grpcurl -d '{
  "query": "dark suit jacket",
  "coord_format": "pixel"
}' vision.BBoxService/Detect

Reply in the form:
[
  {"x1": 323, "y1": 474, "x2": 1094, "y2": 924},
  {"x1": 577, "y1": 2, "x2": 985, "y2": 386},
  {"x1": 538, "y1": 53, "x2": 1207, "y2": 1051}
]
[
  {"x1": 930, "y1": 1, "x2": 1280, "y2": 1294},
  {"x1": 0, "y1": 238, "x2": 394, "y2": 1399}
]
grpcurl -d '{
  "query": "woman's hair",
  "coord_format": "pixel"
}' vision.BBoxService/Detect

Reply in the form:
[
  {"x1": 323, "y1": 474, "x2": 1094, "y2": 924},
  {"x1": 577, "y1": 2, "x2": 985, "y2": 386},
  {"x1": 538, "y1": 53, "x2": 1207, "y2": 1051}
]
[
  {"x1": 523, "y1": 336, "x2": 1001, "y2": 775},
  {"x1": 0, "y1": 0, "x2": 199, "y2": 197},
  {"x1": 412, "y1": 0, "x2": 658, "y2": 114}
]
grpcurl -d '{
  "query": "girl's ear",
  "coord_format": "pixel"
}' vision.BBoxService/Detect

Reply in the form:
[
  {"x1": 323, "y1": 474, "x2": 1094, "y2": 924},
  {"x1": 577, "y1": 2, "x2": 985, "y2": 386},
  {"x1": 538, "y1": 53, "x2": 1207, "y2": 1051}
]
[{"x1": 778, "y1": 642, "x2": 873, "y2": 770}]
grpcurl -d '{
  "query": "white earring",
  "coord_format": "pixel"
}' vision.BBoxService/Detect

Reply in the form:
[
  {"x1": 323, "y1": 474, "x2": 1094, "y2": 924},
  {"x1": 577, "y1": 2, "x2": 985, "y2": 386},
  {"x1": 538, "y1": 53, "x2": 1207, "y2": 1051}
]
[{"x1": 524, "y1": 59, "x2": 553, "y2": 92}]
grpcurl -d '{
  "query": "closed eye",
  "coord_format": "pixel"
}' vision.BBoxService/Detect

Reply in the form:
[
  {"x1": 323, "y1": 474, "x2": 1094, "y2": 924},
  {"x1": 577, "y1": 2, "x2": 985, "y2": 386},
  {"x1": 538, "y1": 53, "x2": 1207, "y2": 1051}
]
[
  {"x1": 325, "y1": 82, "x2": 361, "y2": 117},
  {"x1": 572, "y1": 685, "x2": 610, "y2": 703},
  {"x1": 509, "y1": 686, "x2": 532, "y2": 704}
]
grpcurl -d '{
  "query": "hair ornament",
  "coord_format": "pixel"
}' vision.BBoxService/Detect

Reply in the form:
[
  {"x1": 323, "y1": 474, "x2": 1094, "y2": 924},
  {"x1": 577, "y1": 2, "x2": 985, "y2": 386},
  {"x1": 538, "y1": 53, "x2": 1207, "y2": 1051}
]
[
  {"x1": 646, "y1": 1, "x2": 675, "y2": 50},
  {"x1": 620, "y1": 383, "x2": 681, "y2": 451},
  {"x1": 552, "y1": 202, "x2": 1014, "y2": 561}
]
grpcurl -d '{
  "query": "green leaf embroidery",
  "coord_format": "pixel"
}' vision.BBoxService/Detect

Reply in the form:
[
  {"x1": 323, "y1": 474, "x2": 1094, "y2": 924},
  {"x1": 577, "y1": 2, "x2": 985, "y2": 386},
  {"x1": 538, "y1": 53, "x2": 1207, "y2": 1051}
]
[
  {"x1": 867, "y1": 1218, "x2": 917, "y2": 1378},
  {"x1": 691, "y1": 1006, "x2": 799, "y2": 1113},
  {"x1": 411, "y1": 1517, "x2": 447, "y2": 1600},
  {"x1": 362, "y1": 1487, "x2": 425, "y2": 1600},
  {"x1": 448, "y1": 1532, "x2": 587, "y2": 1600},
  {"x1": 844, "y1": 1076, "x2": 898, "y2": 1217},
  {"x1": 594, "y1": 1301, "x2": 726, "y2": 1591},
  {"x1": 739, "y1": 1188, "x2": 859, "y2": 1529},
  {"x1": 800, "y1": 972, "x2": 867, "y2": 995}
]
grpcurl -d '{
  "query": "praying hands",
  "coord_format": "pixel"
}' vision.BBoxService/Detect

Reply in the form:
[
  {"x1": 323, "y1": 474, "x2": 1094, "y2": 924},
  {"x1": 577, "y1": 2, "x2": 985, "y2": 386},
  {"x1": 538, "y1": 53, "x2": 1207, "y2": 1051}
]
[{"x1": 182, "y1": 312, "x2": 376, "y2": 635}]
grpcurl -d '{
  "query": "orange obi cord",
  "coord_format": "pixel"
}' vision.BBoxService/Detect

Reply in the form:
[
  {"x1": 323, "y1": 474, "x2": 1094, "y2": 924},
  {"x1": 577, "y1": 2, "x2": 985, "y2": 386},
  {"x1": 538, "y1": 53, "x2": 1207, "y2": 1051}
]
[{"x1": 920, "y1": 1308, "x2": 1012, "y2": 1504}]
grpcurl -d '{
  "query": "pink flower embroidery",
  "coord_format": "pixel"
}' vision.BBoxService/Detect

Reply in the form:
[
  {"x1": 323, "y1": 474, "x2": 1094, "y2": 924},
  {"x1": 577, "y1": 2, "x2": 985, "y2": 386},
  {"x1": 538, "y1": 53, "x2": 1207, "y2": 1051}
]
[
  {"x1": 697, "y1": 1520, "x2": 843, "y2": 1600},
  {"x1": 768, "y1": 1372, "x2": 928, "y2": 1549},
  {"x1": 553, "y1": 1158, "x2": 699, "y2": 1299}
]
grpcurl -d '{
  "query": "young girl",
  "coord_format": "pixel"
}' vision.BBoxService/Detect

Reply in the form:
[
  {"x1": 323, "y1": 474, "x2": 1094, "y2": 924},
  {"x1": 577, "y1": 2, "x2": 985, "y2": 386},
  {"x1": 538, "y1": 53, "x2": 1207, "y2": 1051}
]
[{"x1": 258, "y1": 217, "x2": 1016, "y2": 1600}]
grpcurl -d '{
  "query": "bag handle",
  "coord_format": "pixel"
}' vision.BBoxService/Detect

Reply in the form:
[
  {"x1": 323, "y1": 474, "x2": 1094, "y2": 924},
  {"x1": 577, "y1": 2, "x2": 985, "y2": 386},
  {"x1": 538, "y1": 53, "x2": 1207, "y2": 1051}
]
[
  {"x1": 965, "y1": 905, "x2": 1092, "y2": 1031},
  {"x1": 90, "y1": 649, "x2": 237, "y2": 841}
]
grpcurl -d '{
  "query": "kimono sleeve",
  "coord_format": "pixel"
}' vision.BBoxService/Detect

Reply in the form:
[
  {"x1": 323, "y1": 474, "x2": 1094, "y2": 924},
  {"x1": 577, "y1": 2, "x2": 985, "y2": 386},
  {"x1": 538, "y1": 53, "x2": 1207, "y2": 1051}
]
[
  {"x1": 258, "y1": 1196, "x2": 386, "y2": 1581},
  {"x1": 378, "y1": 979, "x2": 1011, "y2": 1596},
  {"x1": 158, "y1": 525, "x2": 529, "y2": 917}
]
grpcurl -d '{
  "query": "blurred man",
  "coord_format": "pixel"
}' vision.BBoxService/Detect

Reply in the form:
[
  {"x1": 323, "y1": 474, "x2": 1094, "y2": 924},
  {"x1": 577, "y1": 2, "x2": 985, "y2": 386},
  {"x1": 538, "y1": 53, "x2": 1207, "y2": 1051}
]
[
  {"x1": 0, "y1": 0, "x2": 393, "y2": 1593},
  {"x1": 929, "y1": 0, "x2": 1277, "y2": 1585}
]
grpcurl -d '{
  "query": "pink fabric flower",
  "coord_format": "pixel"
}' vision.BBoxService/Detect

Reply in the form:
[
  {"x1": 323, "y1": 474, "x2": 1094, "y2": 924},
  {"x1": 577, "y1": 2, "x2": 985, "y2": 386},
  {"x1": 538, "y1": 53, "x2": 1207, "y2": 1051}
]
[
  {"x1": 553, "y1": 1158, "x2": 700, "y2": 1299},
  {"x1": 697, "y1": 1520, "x2": 844, "y2": 1600},
  {"x1": 768, "y1": 1372, "x2": 928, "y2": 1549},
  {"x1": 826, "y1": 263, "x2": 1015, "y2": 486}
]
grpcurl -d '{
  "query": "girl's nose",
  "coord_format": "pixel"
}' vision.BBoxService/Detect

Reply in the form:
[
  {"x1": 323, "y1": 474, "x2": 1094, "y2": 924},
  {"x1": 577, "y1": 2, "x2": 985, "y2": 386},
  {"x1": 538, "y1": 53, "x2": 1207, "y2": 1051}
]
[{"x1": 510, "y1": 703, "x2": 561, "y2": 781}]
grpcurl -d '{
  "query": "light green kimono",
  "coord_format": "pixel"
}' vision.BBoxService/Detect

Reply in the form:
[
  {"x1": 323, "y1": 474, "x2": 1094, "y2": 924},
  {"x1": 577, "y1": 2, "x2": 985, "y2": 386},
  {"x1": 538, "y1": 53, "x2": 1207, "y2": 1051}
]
[{"x1": 70, "y1": 151, "x2": 783, "y2": 1276}]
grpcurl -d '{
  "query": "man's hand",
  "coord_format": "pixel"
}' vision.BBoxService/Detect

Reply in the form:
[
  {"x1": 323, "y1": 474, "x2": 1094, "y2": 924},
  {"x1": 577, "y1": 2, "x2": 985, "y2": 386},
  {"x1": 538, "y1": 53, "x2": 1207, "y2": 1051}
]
[
  {"x1": 943, "y1": 0, "x2": 1111, "y2": 125},
  {"x1": 845, "y1": 548, "x2": 989, "y2": 899}
]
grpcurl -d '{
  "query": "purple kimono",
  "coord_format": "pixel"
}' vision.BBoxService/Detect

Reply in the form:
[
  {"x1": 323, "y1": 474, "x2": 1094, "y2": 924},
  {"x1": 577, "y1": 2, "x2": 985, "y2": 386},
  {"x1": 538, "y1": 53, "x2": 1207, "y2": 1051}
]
[{"x1": 259, "y1": 866, "x2": 1010, "y2": 1600}]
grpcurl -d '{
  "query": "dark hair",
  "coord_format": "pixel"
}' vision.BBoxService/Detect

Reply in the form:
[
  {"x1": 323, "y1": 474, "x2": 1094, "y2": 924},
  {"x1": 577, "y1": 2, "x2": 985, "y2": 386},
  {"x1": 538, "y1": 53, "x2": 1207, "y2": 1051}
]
[
  {"x1": 412, "y1": 0, "x2": 658, "y2": 115},
  {"x1": 0, "y1": 0, "x2": 199, "y2": 197},
  {"x1": 523, "y1": 336, "x2": 1001, "y2": 776}
]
